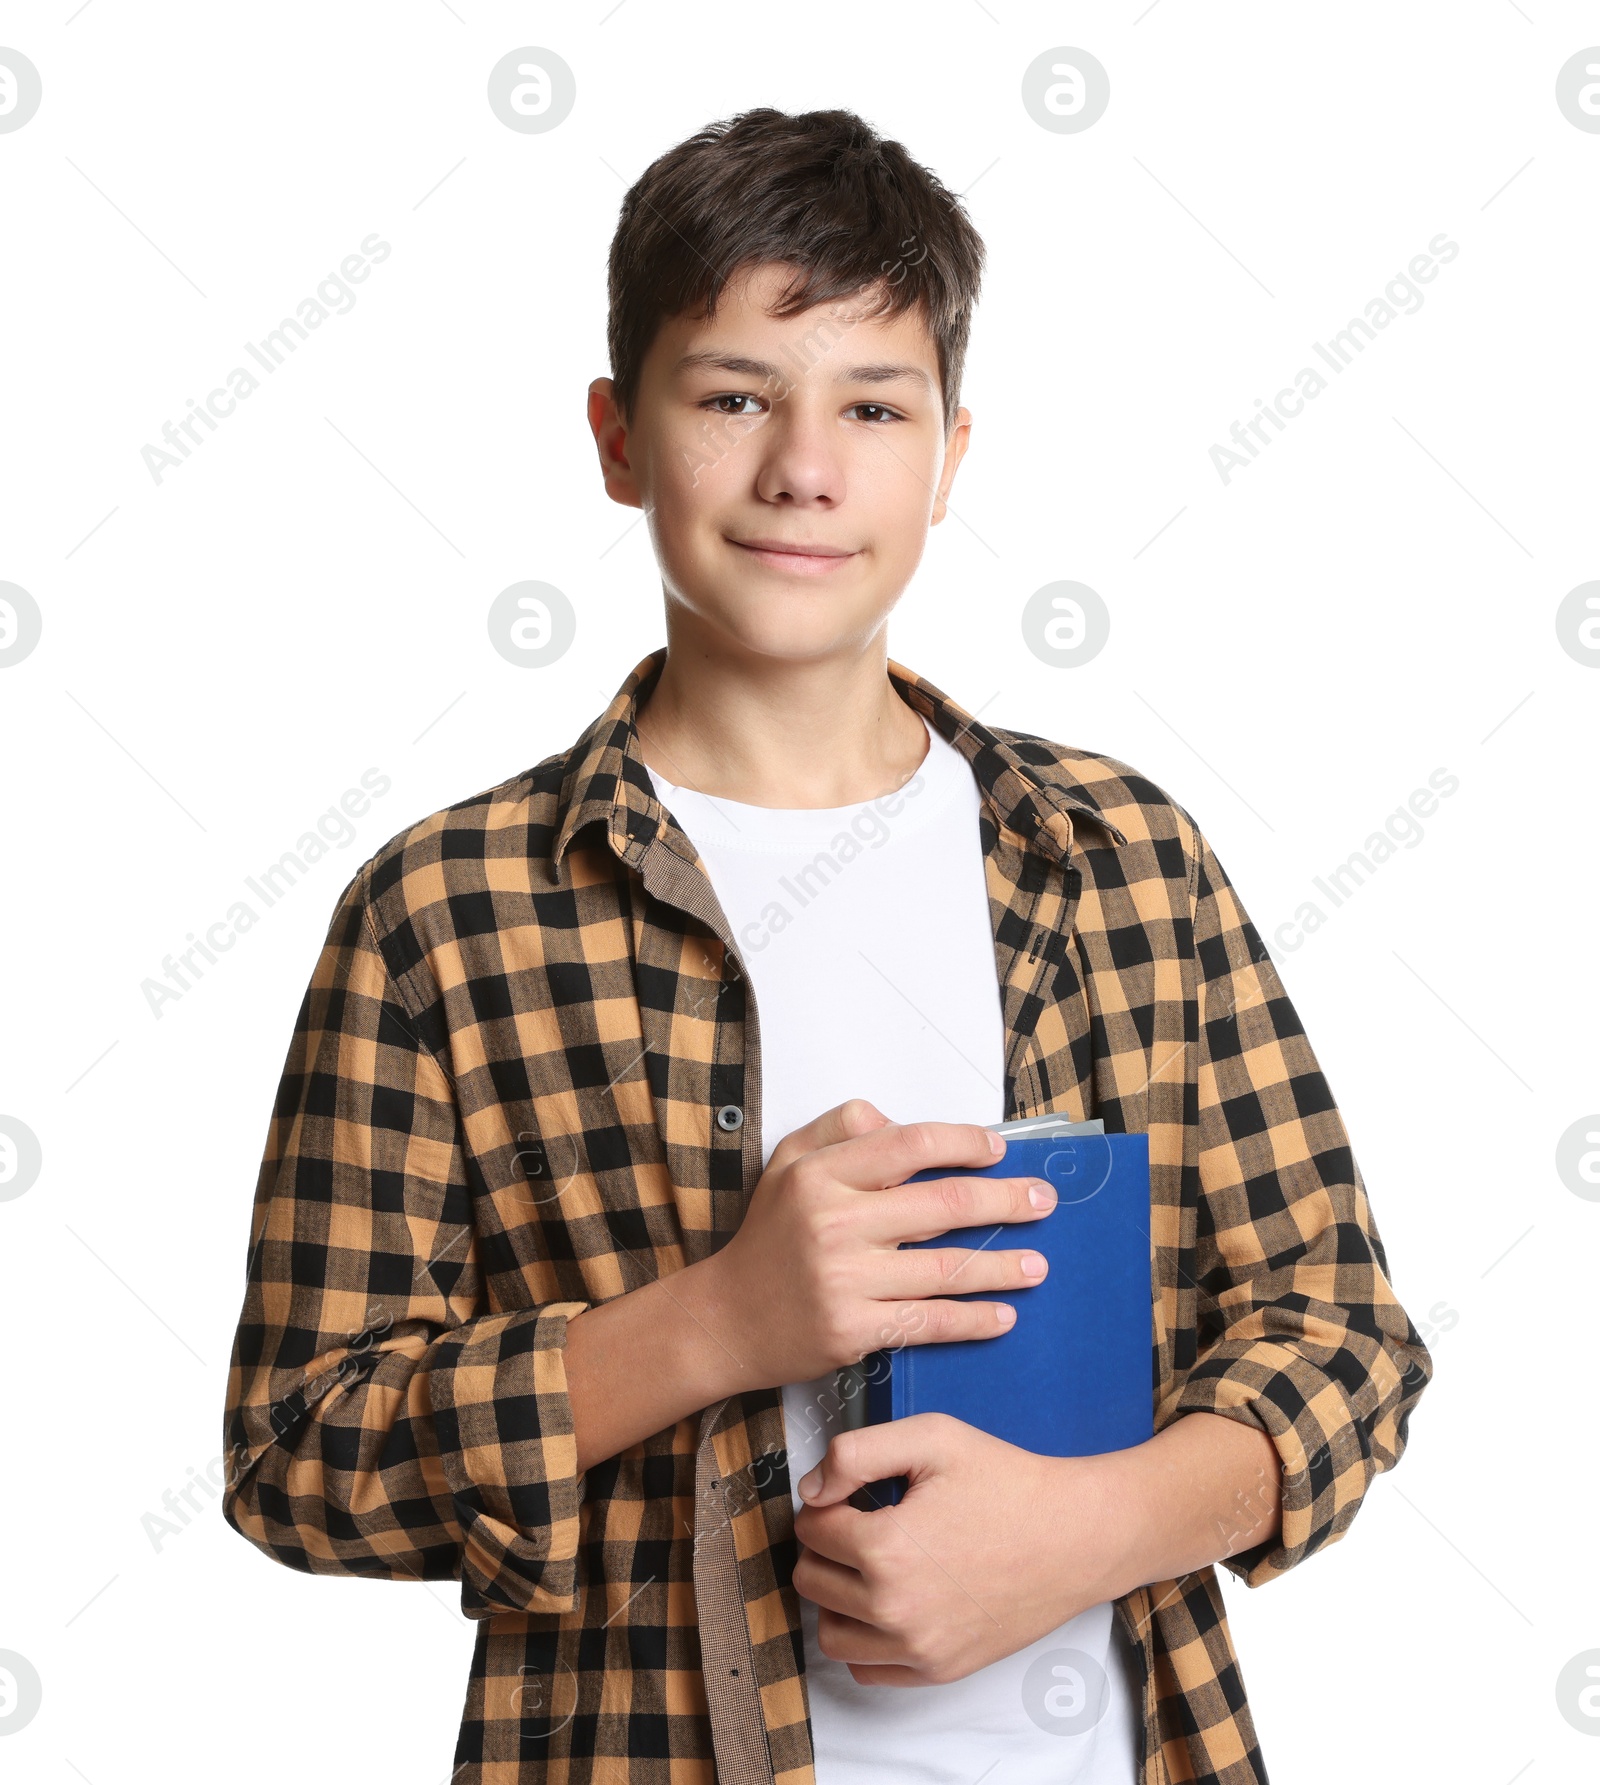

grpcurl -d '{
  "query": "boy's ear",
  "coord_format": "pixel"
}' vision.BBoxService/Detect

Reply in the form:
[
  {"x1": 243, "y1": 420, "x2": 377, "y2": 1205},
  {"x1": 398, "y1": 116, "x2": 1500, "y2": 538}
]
[
  {"x1": 931, "y1": 406, "x2": 973, "y2": 527},
  {"x1": 587, "y1": 376, "x2": 644, "y2": 511}
]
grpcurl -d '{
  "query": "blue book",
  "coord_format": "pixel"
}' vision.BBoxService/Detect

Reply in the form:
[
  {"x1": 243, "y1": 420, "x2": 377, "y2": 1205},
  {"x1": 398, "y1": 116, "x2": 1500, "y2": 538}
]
[{"x1": 859, "y1": 1129, "x2": 1153, "y2": 1502}]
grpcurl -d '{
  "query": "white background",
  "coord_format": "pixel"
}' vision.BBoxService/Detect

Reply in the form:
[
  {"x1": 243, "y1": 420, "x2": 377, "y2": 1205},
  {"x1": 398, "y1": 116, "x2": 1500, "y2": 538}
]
[{"x1": 1, "y1": 5, "x2": 1596, "y2": 1782}]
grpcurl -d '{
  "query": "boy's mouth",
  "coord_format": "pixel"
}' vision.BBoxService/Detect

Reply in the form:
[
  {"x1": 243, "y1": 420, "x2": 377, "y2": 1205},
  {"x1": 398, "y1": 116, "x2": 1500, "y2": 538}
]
[{"x1": 728, "y1": 536, "x2": 859, "y2": 576}]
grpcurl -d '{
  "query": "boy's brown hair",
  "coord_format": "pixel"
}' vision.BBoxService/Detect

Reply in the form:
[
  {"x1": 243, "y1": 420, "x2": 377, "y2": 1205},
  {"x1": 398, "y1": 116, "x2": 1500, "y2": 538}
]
[{"x1": 605, "y1": 107, "x2": 986, "y2": 436}]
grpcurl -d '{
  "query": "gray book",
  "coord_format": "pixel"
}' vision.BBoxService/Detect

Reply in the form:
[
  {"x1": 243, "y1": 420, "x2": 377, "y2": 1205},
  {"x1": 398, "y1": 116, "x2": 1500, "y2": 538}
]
[{"x1": 986, "y1": 1114, "x2": 1105, "y2": 1137}]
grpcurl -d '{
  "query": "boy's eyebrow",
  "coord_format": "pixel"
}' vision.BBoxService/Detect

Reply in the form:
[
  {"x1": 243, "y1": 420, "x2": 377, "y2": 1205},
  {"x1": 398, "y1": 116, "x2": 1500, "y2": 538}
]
[{"x1": 672, "y1": 350, "x2": 933, "y2": 392}]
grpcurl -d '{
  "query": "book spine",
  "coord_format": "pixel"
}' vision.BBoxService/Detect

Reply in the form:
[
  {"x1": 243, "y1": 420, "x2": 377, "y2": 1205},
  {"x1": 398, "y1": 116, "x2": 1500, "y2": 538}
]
[
  {"x1": 860, "y1": 1350, "x2": 908, "y2": 1506},
  {"x1": 863, "y1": 1348, "x2": 892, "y2": 1426}
]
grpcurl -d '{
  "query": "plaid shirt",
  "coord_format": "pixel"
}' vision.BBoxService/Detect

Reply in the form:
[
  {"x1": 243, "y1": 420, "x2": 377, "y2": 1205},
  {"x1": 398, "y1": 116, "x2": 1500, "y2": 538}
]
[{"x1": 222, "y1": 644, "x2": 1432, "y2": 1785}]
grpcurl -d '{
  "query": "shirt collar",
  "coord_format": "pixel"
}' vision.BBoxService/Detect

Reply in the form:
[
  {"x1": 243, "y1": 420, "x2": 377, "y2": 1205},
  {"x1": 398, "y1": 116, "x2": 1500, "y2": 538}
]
[{"x1": 548, "y1": 646, "x2": 1127, "y2": 885}]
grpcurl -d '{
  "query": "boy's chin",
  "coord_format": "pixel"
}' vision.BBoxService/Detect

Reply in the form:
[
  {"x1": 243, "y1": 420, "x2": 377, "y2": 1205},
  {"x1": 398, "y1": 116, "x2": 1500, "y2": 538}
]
[
  {"x1": 704, "y1": 615, "x2": 896, "y2": 666},
  {"x1": 669, "y1": 590, "x2": 899, "y2": 666}
]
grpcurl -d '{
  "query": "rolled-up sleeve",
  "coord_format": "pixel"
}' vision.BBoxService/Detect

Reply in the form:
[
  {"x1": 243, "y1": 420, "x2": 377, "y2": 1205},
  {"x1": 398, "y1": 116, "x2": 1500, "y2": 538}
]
[
  {"x1": 221, "y1": 863, "x2": 588, "y2": 1618},
  {"x1": 1156, "y1": 823, "x2": 1433, "y2": 1585}
]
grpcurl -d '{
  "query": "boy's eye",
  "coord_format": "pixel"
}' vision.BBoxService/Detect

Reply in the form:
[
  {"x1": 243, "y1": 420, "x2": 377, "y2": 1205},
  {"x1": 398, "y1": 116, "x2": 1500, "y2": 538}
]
[
  {"x1": 697, "y1": 395, "x2": 906, "y2": 424},
  {"x1": 702, "y1": 393, "x2": 764, "y2": 416}
]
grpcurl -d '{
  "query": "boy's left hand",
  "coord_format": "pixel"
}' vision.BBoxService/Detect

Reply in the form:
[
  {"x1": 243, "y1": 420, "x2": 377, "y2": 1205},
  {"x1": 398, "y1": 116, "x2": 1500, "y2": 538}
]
[{"x1": 791, "y1": 1412, "x2": 1121, "y2": 1687}]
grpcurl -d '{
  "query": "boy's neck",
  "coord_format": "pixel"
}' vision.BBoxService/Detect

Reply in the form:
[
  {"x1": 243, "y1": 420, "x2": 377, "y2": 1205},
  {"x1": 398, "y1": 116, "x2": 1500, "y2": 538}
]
[{"x1": 634, "y1": 632, "x2": 930, "y2": 810}]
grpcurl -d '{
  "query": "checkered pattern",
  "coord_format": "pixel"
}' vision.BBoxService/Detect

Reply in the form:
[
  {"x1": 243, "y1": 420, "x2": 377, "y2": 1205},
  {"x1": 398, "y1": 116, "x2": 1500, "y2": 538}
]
[{"x1": 222, "y1": 645, "x2": 1432, "y2": 1784}]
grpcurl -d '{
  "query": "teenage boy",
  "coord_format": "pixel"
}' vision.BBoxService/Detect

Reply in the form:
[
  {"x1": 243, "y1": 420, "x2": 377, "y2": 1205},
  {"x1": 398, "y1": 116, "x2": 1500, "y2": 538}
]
[{"x1": 222, "y1": 108, "x2": 1432, "y2": 1785}]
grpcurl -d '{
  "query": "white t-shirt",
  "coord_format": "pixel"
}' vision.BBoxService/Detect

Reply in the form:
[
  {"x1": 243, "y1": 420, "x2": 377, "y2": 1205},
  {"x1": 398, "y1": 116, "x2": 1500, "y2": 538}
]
[{"x1": 645, "y1": 714, "x2": 1142, "y2": 1785}]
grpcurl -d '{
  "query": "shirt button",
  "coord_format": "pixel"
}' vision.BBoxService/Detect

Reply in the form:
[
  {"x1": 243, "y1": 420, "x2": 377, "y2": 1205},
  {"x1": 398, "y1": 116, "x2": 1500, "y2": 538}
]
[{"x1": 715, "y1": 1104, "x2": 744, "y2": 1132}]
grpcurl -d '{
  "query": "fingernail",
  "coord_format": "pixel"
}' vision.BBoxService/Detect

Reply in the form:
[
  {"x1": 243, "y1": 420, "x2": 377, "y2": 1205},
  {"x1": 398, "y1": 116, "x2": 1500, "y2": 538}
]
[
  {"x1": 1028, "y1": 1181, "x2": 1056, "y2": 1210},
  {"x1": 1020, "y1": 1251, "x2": 1046, "y2": 1279},
  {"x1": 987, "y1": 1130, "x2": 1006, "y2": 1157},
  {"x1": 797, "y1": 1469, "x2": 821, "y2": 1500},
  {"x1": 996, "y1": 1304, "x2": 1017, "y2": 1328}
]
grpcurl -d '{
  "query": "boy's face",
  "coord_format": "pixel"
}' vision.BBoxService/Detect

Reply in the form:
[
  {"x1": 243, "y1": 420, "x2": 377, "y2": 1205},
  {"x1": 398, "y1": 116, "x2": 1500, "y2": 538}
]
[{"x1": 588, "y1": 260, "x2": 971, "y2": 664}]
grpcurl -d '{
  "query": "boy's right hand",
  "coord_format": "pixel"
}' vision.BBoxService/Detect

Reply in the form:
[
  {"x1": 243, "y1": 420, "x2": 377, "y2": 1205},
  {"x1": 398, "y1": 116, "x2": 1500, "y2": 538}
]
[{"x1": 693, "y1": 1097, "x2": 1057, "y2": 1395}]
